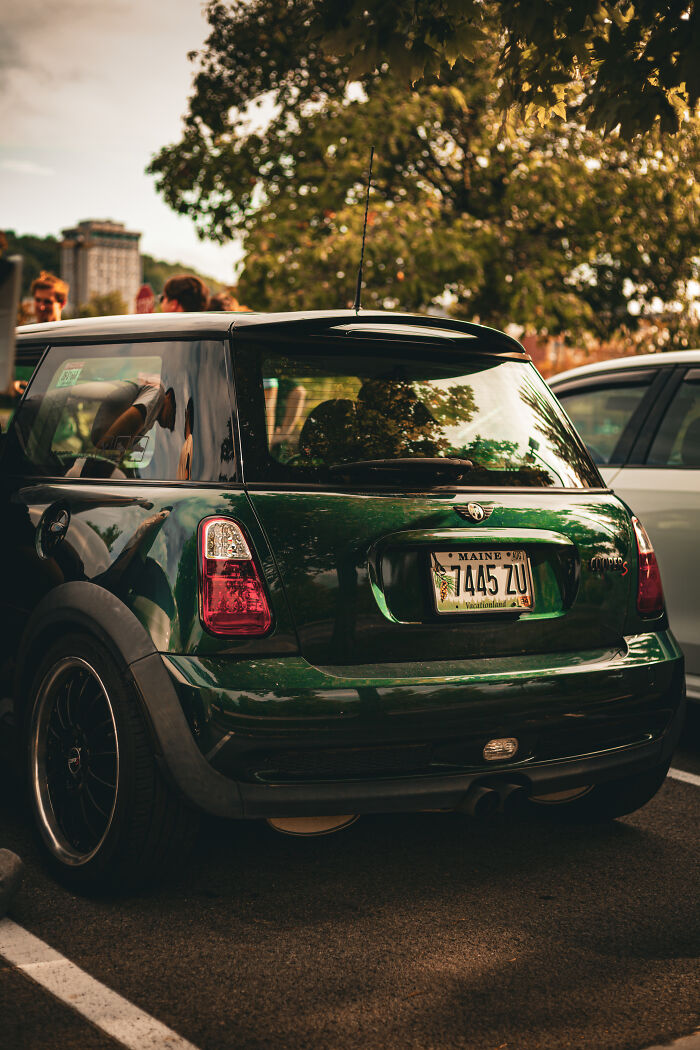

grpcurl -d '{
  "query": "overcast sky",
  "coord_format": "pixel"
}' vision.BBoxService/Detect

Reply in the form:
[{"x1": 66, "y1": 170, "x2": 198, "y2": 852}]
[{"x1": 0, "y1": 0, "x2": 242, "y2": 281}]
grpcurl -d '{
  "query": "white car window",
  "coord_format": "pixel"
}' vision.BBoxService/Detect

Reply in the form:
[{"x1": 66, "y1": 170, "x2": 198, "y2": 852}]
[
  {"x1": 647, "y1": 380, "x2": 700, "y2": 467},
  {"x1": 556, "y1": 381, "x2": 650, "y2": 465}
]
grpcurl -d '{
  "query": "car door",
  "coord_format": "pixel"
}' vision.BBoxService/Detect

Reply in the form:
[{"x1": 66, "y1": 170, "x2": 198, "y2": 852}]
[
  {"x1": 606, "y1": 366, "x2": 700, "y2": 689},
  {"x1": 0, "y1": 335, "x2": 253, "y2": 677}
]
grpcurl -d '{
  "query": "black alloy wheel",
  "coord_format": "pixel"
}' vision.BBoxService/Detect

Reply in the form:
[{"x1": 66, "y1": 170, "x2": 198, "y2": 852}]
[
  {"x1": 27, "y1": 633, "x2": 198, "y2": 891},
  {"x1": 30, "y1": 656, "x2": 119, "y2": 866}
]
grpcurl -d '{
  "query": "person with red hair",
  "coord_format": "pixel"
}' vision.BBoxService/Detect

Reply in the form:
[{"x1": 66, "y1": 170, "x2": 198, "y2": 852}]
[{"x1": 31, "y1": 271, "x2": 69, "y2": 323}]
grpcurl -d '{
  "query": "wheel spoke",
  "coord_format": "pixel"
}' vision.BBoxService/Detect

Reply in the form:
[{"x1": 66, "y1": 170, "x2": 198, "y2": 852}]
[
  {"x1": 86, "y1": 767, "x2": 116, "y2": 790},
  {"x1": 53, "y1": 686, "x2": 69, "y2": 730},
  {"x1": 79, "y1": 791, "x2": 102, "y2": 843},
  {"x1": 78, "y1": 680, "x2": 106, "y2": 726},
  {"x1": 64, "y1": 674, "x2": 77, "y2": 724},
  {"x1": 73, "y1": 673, "x2": 93, "y2": 722},
  {"x1": 84, "y1": 781, "x2": 109, "y2": 819},
  {"x1": 35, "y1": 656, "x2": 120, "y2": 862},
  {"x1": 57, "y1": 791, "x2": 84, "y2": 849}
]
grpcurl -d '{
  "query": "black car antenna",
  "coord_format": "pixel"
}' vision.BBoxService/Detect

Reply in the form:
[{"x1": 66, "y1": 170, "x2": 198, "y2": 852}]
[{"x1": 353, "y1": 145, "x2": 374, "y2": 312}]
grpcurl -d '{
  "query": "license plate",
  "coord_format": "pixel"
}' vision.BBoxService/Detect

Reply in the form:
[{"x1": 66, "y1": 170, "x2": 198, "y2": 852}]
[{"x1": 430, "y1": 549, "x2": 534, "y2": 614}]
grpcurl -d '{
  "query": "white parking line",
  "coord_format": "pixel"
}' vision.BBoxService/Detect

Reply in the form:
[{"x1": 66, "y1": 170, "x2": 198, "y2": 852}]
[
  {"x1": 668, "y1": 767, "x2": 700, "y2": 788},
  {"x1": 2, "y1": 768, "x2": 698, "y2": 1049},
  {"x1": 643, "y1": 1028, "x2": 700, "y2": 1050},
  {"x1": 0, "y1": 918, "x2": 200, "y2": 1050}
]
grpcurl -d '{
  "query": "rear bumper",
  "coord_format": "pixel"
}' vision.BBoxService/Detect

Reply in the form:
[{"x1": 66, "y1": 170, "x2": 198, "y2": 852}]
[
  {"x1": 132, "y1": 632, "x2": 685, "y2": 819},
  {"x1": 236, "y1": 718, "x2": 684, "y2": 817}
]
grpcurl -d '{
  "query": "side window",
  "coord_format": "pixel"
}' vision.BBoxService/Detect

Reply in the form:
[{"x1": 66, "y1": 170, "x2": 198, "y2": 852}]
[
  {"x1": 647, "y1": 378, "x2": 700, "y2": 467},
  {"x1": 555, "y1": 379, "x2": 651, "y2": 465},
  {"x1": 0, "y1": 349, "x2": 42, "y2": 433},
  {"x1": 5, "y1": 339, "x2": 235, "y2": 482}
]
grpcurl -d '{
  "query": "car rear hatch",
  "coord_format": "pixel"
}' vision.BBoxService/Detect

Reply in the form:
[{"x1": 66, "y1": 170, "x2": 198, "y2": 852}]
[{"x1": 232, "y1": 316, "x2": 635, "y2": 667}]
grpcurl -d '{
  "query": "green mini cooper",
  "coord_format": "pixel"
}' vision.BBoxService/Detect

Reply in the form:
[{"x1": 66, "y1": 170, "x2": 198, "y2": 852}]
[{"x1": 0, "y1": 311, "x2": 684, "y2": 890}]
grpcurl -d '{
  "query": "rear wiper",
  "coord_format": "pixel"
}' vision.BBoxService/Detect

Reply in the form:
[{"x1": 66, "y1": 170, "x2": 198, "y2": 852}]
[{"x1": 329, "y1": 457, "x2": 474, "y2": 481}]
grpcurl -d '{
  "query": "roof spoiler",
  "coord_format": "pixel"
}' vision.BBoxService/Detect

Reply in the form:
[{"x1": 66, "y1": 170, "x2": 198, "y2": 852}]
[{"x1": 231, "y1": 312, "x2": 526, "y2": 356}]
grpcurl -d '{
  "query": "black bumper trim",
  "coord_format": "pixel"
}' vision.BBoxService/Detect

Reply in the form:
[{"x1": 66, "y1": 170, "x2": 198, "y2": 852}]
[{"x1": 236, "y1": 694, "x2": 685, "y2": 817}]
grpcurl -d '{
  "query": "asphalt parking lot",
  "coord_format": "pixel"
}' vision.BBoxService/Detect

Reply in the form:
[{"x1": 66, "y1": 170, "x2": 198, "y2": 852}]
[{"x1": 1, "y1": 711, "x2": 699, "y2": 1050}]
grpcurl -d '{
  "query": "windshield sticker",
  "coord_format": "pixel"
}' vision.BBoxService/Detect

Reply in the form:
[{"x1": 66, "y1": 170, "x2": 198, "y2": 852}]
[{"x1": 55, "y1": 362, "x2": 85, "y2": 388}]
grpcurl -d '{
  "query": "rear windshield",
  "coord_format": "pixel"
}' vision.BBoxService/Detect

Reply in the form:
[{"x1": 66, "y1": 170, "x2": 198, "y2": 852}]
[
  {"x1": 235, "y1": 344, "x2": 601, "y2": 488},
  {"x1": 3, "y1": 340, "x2": 235, "y2": 482}
]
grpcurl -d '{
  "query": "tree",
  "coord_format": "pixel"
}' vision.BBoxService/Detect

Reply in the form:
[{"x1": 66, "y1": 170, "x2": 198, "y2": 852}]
[
  {"x1": 151, "y1": 1, "x2": 698, "y2": 148},
  {"x1": 2, "y1": 231, "x2": 60, "y2": 297},
  {"x1": 75, "y1": 291, "x2": 129, "y2": 318},
  {"x1": 149, "y1": 46, "x2": 700, "y2": 345},
  {"x1": 312, "y1": 0, "x2": 699, "y2": 136},
  {"x1": 2, "y1": 232, "x2": 221, "y2": 306},
  {"x1": 141, "y1": 253, "x2": 219, "y2": 296}
]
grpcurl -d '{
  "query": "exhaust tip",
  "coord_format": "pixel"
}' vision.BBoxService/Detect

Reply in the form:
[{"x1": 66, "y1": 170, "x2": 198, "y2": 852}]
[
  {"x1": 498, "y1": 783, "x2": 529, "y2": 815},
  {"x1": 459, "y1": 784, "x2": 500, "y2": 819}
]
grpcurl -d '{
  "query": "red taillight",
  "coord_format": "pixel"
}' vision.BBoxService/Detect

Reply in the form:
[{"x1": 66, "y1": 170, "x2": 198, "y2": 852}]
[
  {"x1": 199, "y1": 517, "x2": 272, "y2": 636},
  {"x1": 631, "y1": 516, "x2": 664, "y2": 617}
]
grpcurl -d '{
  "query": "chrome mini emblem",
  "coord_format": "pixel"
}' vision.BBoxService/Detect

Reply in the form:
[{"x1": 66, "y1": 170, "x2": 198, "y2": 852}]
[
  {"x1": 67, "y1": 746, "x2": 82, "y2": 777},
  {"x1": 455, "y1": 502, "x2": 494, "y2": 523}
]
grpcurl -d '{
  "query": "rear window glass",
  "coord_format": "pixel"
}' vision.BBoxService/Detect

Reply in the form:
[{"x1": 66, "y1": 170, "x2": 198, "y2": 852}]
[
  {"x1": 4, "y1": 340, "x2": 235, "y2": 482},
  {"x1": 236, "y1": 345, "x2": 600, "y2": 488}
]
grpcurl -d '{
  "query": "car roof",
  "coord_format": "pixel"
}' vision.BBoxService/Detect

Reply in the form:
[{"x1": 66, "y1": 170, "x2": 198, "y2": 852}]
[
  {"x1": 549, "y1": 348, "x2": 700, "y2": 386},
  {"x1": 15, "y1": 310, "x2": 526, "y2": 356}
]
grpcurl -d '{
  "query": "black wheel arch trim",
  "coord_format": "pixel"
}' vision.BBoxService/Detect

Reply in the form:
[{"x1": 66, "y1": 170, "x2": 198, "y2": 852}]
[{"x1": 15, "y1": 581, "x2": 243, "y2": 818}]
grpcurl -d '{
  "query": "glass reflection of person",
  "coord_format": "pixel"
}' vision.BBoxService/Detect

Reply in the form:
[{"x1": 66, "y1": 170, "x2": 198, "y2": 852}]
[
  {"x1": 271, "y1": 383, "x2": 307, "y2": 447},
  {"x1": 263, "y1": 378, "x2": 278, "y2": 443},
  {"x1": 91, "y1": 378, "x2": 176, "y2": 456},
  {"x1": 177, "y1": 397, "x2": 194, "y2": 480}
]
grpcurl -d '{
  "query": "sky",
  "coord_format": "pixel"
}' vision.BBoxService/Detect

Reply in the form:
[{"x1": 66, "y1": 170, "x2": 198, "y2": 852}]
[{"x1": 0, "y1": 0, "x2": 243, "y2": 282}]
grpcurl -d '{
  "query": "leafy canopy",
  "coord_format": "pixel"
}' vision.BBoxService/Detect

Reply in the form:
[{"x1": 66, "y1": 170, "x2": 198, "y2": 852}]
[
  {"x1": 149, "y1": 11, "x2": 700, "y2": 343},
  {"x1": 166, "y1": 0, "x2": 698, "y2": 145},
  {"x1": 313, "y1": 0, "x2": 699, "y2": 137}
]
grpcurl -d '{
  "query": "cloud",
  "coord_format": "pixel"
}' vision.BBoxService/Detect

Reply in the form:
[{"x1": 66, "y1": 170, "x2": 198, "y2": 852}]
[
  {"x1": 1, "y1": 159, "x2": 55, "y2": 177},
  {"x1": 0, "y1": 1, "x2": 128, "y2": 89}
]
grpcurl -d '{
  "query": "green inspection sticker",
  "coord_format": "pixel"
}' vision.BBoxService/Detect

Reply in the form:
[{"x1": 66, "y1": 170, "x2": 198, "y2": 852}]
[{"x1": 55, "y1": 362, "x2": 85, "y2": 388}]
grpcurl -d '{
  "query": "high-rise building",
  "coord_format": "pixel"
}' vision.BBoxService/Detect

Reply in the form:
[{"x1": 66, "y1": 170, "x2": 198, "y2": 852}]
[{"x1": 60, "y1": 220, "x2": 141, "y2": 313}]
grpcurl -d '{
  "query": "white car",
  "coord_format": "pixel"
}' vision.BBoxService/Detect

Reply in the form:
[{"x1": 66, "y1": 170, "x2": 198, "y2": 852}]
[{"x1": 550, "y1": 350, "x2": 700, "y2": 703}]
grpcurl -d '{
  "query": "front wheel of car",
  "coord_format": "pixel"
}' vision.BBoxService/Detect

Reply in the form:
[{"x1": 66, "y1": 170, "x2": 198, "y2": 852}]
[
  {"x1": 26, "y1": 633, "x2": 199, "y2": 892},
  {"x1": 529, "y1": 760, "x2": 671, "y2": 823}
]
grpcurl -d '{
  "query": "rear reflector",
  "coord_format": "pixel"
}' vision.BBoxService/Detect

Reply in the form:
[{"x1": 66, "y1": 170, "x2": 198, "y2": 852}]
[
  {"x1": 631, "y1": 516, "x2": 664, "y2": 617},
  {"x1": 199, "y1": 517, "x2": 272, "y2": 635}
]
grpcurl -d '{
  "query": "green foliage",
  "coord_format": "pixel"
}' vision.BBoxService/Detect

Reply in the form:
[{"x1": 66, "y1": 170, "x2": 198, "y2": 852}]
[
  {"x1": 1, "y1": 231, "x2": 220, "y2": 303},
  {"x1": 75, "y1": 291, "x2": 129, "y2": 318},
  {"x1": 141, "y1": 253, "x2": 220, "y2": 295},
  {"x1": 2, "y1": 230, "x2": 60, "y2": 297},
  {"x1": 149, "y1": 23, "x2": 700, "y2": 343},
  {"x1": 299, "y1": 0, "x2": 698, "y2": 137},
  {"x1": 151, "y1": 0, "x2": 698, "y2": 144}
]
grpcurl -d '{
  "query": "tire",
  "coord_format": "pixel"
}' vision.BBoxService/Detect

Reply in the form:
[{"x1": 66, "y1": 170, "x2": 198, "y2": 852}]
[
  {"x1": 529, "y1": 760, "x2": 671, "y2": 823},
  {"x1": 25, "y1": 632, "x2": 199, "y2": 892}
]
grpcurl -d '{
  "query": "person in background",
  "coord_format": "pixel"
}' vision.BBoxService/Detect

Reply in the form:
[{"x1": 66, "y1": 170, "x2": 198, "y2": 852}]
[
  {"x1": 32, "y1": 271, "x2": 69, "y2": 324},
  {"x1": 207, "y1": 291, "x2": 239, "y2": 311},
  {"x1": 159, "y1": 275, "x2": 209, "y2": 312}
]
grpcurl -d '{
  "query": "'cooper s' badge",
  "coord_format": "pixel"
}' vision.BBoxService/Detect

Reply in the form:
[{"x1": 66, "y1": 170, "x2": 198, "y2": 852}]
[{"x1": 455, "y1": 502, "x2": 494, "y2": 523}]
